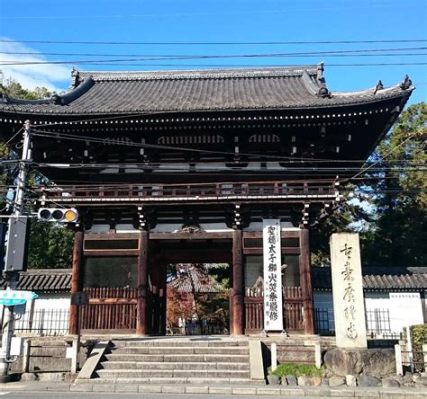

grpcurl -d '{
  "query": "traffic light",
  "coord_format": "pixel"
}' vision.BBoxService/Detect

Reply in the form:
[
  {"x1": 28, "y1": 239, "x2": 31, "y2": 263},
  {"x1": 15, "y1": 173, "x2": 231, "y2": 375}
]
[{"x1": 37, "y1": 207, "x2": 79, "y2": 223}]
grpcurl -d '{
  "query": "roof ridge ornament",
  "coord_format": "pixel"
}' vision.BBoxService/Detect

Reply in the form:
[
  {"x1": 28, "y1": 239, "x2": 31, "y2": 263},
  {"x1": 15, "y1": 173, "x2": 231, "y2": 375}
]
[
  {"x1": 374, "y1": 80, "x2": 384, "y2": 95},
  {"x1": 50, "y1": 93, "x2": 62, "y2": 105},
  {"x1": 400, "y1": 75, "x2": 412, "y2": 90},
  {"x1": 316, "y1": 62, "x2": 331, "y2": 98},
  {"x1": 71, "y1": 68, "x2": 81, "y2": 88}
]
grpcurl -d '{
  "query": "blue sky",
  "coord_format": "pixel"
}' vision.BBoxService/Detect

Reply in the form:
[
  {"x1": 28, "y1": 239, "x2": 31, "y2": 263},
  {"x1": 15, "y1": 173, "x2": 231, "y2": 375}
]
[{"x1": 0, "y1": 0, "x2": 426, "y2": 104}]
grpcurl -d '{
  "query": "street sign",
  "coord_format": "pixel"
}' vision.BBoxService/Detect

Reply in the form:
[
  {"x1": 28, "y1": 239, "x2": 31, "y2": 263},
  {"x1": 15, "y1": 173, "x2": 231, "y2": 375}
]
[{"x1": 0, "y1": 289, "x2": 38, "y2": 306}]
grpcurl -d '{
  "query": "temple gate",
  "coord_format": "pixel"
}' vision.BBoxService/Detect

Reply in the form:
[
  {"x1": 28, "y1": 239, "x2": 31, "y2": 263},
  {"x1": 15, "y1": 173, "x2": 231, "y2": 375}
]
[{"x1": 0, "y1": 64, "x2": 413, "y2": 335}]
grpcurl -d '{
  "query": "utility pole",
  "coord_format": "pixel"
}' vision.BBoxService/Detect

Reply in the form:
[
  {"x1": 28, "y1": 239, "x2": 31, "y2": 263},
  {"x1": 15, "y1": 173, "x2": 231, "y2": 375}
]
[
  {"x1": 14, "y1": 120, "x2": 32, "y2": 217},
  {"x1": 0, "y1": 120, "x2": 31, "y2": 382}
]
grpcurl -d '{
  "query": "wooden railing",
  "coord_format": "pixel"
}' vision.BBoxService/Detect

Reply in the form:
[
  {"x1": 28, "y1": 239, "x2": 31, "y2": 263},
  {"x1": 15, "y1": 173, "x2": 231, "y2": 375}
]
[
  {"x1": 37, "y1": 180, "x2": 337, "y2": 205},
  {"x1": 244, "y1": 286, "x2": 304, "y2": 332},
  {"x1": 80, "y1": 286, "x2": 304, "y2": 332},
  {"x1": 80, "y1": 287, "x2": 138, "y2": 330}
]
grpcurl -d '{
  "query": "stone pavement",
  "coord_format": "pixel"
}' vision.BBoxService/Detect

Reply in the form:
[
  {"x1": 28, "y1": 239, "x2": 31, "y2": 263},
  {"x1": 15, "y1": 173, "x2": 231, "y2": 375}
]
[{"x1": 0, "y1": 381, "x2": 426, "y2": 398}]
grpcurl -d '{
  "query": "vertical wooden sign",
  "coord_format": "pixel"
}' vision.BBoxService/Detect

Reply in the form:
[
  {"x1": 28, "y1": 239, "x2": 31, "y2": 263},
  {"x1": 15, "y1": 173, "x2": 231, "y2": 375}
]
[{"x1": 263, "y1": 219, "x2": 283, "y2": 331}]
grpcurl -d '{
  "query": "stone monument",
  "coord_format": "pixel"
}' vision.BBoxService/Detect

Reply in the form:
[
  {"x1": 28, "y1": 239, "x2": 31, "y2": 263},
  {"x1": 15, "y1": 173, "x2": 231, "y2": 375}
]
[{"x1": 330, "y1": 233, "x2": 367, "y2": 348}]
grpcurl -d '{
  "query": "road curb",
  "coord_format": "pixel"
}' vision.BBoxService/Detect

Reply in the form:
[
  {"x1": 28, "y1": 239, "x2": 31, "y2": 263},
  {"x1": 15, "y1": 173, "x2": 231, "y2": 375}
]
[{"x1": 0, "y1": 382, "x2": 427, "y2": 397}]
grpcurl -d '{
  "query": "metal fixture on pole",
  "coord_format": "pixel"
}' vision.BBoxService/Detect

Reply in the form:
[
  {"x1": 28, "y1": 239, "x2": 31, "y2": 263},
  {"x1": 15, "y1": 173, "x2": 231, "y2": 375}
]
[{"x1": 0, "y1": 120, "x2": 32, "y2": 382}]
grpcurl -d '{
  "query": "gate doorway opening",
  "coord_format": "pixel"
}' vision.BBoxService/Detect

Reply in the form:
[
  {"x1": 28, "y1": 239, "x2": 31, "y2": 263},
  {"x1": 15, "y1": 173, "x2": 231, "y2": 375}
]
[{"x1": 166, "y1": 263, "x2": 231, "y2": 336}]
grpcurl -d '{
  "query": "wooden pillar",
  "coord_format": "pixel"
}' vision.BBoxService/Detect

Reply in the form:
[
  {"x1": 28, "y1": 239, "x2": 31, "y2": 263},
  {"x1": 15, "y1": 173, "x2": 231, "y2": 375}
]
[
  {"x1": 149, "y1": 254, "x2": 162, "y2": 335},
  {"x1": 299, "y1": 228, "x2": 315, "y2": 334},
  {"x1": 136, "y1": 230, "x2": 149, "y2": 335},
  {"x1": 232, "y1": 229, "x2": 244, "y2": 335},
  {"x1": 69, "y1": 229, "x2": 84, "y2": 335},
  {"x1": 159, "y1": 259, "x2": 167, "y2": 336}
]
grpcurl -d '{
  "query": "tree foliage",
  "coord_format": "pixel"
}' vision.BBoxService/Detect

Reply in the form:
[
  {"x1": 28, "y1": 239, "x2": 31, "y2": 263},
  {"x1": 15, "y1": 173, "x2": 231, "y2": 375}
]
[
  {"x1": 27, "y1": 221, "x2": 74, "y2": 269},
  {"x1": 311, "y1": 102, "x2": 426, "y2": 267},
  {"x1": 1, "y1": 79, "x2": 52, "y2": 100},
  {"x1": 1, "y1": 78, "x2": 73, "y2": 269},
  {"x1": 361, "y1": 102, "x2": 427, "y2": 266}
]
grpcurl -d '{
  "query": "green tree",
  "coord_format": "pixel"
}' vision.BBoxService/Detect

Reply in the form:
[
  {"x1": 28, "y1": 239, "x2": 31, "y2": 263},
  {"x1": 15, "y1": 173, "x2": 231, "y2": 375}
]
[
  {"x1": 27, "y1": 221, "x2": 74, "y2": 269},
  {"x1": 1, "y1": 78, "x2": 73, "y2": 269},
  {"x1": 310, "y1": 102, "x2": 426, "y2": 267},
  {"x1": 2, "y1": 79, "x2": 51, "y2": 100},
  {"x1": 310, "y1": 199, "x2": 363, "y2": 266},
  {"x1": 361, "y1": 102, "x2": 427, "y2": 266}
]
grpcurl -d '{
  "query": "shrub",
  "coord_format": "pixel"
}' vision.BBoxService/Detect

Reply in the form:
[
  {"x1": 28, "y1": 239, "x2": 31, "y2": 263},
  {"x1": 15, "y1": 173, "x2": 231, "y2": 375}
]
[
  {"x1": 268, "y1": 363, "x2": 323, "y2": 377},
  {"x1": 410, "y1": 324, "x2": 427, "y2": 372}
]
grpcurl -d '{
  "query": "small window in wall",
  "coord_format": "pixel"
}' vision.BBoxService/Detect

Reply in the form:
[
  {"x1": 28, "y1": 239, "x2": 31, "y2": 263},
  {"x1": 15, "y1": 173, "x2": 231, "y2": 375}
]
[
  {"x1": 282, "y1": 255, "x2": 300, "y2": 287},
  {"x1": 83, "y1": 257, "x2": 137, "y2": 288}
]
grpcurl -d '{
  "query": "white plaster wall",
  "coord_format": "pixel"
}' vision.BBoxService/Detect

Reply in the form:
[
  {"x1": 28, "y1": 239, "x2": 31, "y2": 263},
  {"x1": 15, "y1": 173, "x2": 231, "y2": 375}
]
[
  {"x1": 364, "y1": 292, "x2": 390, "y2": 310},
  {"x1": 31, "y1": 295, "x2": 70, "y2": 311},
  {"x1": 1, "y1": 294, "x2": 70, "y2": 336}
]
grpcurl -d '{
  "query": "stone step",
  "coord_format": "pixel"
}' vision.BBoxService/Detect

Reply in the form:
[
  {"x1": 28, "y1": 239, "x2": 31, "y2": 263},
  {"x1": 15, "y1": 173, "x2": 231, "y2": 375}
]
[
  {"x1": 113, "y1": 339, "x2": 248, "y2": 348},
  {"x1": 96, "y1": 369, "x2": 251, "y2": 379},
  {"x1": 86, "y1": 377, "x2": 265, "y2": 385},
  {"x1": 101, "y1": 360, "x2": 249, "y2": 370},
  {"x1": 105, "y1": 353, "x2": 249, "y2": 363},
  {"x1": 112, "y1": 346, "x2": 249, "y2": 355}
]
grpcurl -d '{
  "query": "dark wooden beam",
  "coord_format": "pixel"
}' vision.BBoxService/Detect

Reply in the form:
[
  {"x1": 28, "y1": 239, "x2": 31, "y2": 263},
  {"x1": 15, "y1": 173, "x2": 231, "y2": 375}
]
[
  {"x1": 69, "y1": 229, "x2": 84, "y2": 335},
  {"x1": 136, "y1": 230, "x2": 149, "y2": 335},
  {"x1": 83, "y1": 250, "x2": 139, "y2": 257},
  {"x1": 232, "y1": 229, "x2": 244, "y2": 336},
  {"x1": 150, "y1": 231, "x2": 233, "y2": 240},
  {"x1": 243, "y1": 230, "x2": 301, "y2": 239},
  {"x1": 299, "y1": 228, "x2": 314, "y2": 334},
  {"x1": 243, "y1": 247, "x2": 300, "y2": 255}
]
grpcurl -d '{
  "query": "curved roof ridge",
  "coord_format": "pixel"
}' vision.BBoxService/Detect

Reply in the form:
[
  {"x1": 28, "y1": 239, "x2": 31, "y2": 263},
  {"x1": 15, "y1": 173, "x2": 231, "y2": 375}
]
[
  {"x1": 1, "y1": 78, "x2": 94, "y2": 106},
  {"x1": 300, "y1": 70, "x2": 320, "y2": 95},
  {"x1": 22, "y1": 268, "x2": 71, "y2": 275},
  {"x1": 332, "y1": 82, "x2": 415, "y2": 98},
  {"x1": 77, "y1": 65, "x2": 319, "y2": 82}
]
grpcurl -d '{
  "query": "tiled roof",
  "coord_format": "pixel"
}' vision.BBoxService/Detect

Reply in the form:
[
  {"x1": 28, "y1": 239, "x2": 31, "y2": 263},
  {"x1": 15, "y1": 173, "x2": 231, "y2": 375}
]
[
  {"x1": 0, "y1": 65, "x2": 413, "y2": 116},
  {"x1": 0, "y1": 269, "x2": 71, "y2": 292},
  {"x1": 168, "y1": 266, "x2": 225, "y2": 293},
  {"x1": 312, "y1": 266, "x2": 427, "y2": 291},
  {"x1": 2, "y1": 266, "x2": 424, "y2": 293}
]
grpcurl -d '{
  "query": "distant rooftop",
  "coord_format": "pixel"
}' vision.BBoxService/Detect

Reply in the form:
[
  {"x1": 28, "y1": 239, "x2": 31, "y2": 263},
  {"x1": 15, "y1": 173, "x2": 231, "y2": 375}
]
[
  {"x1": 2, "y1": 266, "x2": 426, "y2": 293},
  {"x1": 313, "y1": 266, "x2": 427, "y2": 291}
]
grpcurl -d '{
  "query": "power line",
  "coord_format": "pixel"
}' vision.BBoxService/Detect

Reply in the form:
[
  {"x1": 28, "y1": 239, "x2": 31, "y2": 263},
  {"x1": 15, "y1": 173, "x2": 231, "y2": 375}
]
[
  {"x1": 2, "y1": 53, "x2": 427, "y2": 67},
  {"x1": 345, "y1": 131, "x2": 423, "y2": 184},
  {"x1": 1, "y1": 46, "x2": 426, "y2": 58},
  {"x1": 2, "y1": 60, "x2": 426, "y2": 67},
  {"x1": 2, "y1": 39, "x2": 427, "y2": 46},
  {"x1": 30, "y1": 129, "x2": 424, "y2": 166}
]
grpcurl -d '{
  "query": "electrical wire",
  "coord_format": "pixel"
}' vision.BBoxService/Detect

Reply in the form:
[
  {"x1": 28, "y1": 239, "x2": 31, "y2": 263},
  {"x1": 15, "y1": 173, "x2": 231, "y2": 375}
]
[
  {"x1": 2, "y1": 39, "x2": 427, "y2": 46},
  {"x1": 1, "y1": 46, "x2": 426, "y2": 58},
  {"x1": 344, "y1": 130, "x2": 425, "y2": 183},
  {"x1": 29, "y1": 129, "x2": 425, "y2": 166},
  {"x1": 2, "y1": 55, "x2": 427, "y2": 67}
]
